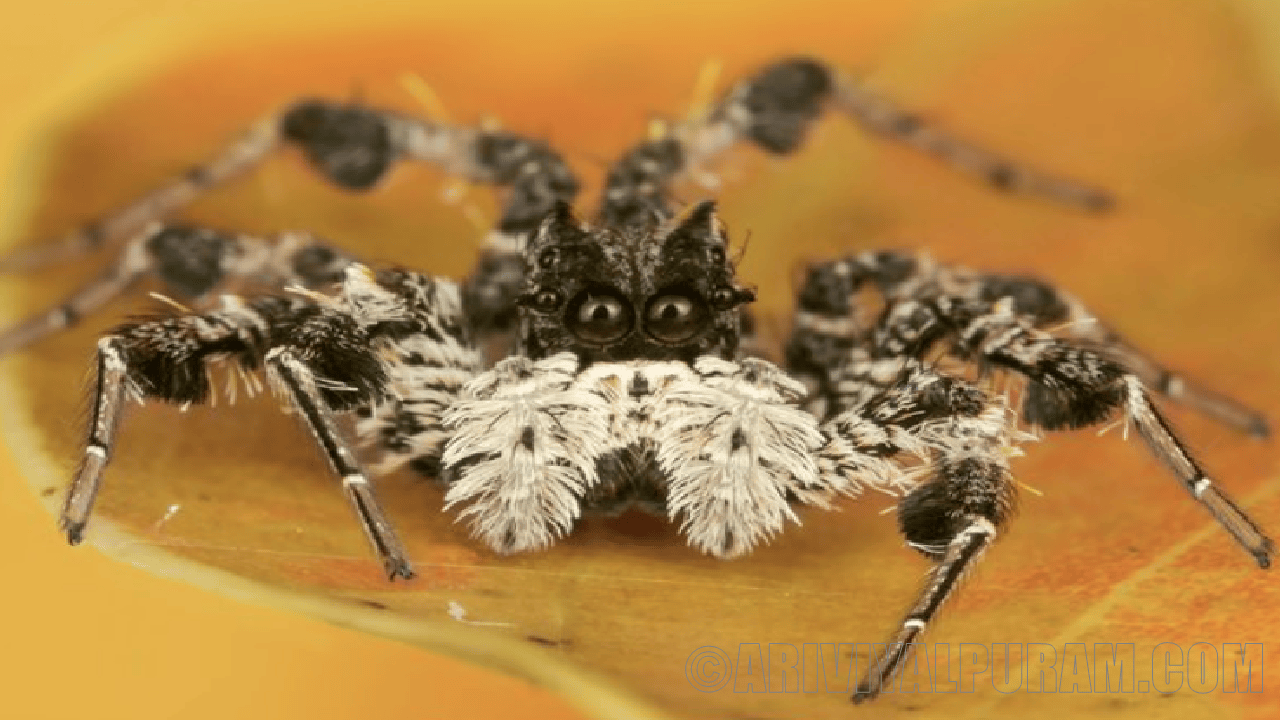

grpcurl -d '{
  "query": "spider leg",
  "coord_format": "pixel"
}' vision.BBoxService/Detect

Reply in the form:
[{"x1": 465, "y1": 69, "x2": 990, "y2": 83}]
[
  {"x1": 936, "y1": 296, "x2": 1274, "y2": 567},
  {"x1": 853, "y1": 517, "x2": 997, "y2": 702},
  {"x1": 353, "y1": 269, "x2": 484, "y2": 479},
  {"x1": 2, "y1": 99, "x2": 578, "y2": 336},
  {"x1": 0, "y1": 230, "x2": 152, "y2": 354},
  {"x1": 787, "y1": 253, "x2": 1273, "y2": 697},
  {"x1": 265, "y1": 346, "x2": 414, "y2": 580},
  {"x1": 0, "y1": 224, "x2": 353, "y2": 355},
  {"x1": 598, "y1": 57, "x2": 1111, "y2": 227},
  {"x1": 831, "y1": 359, "x2": 1019, "y2": 702},
  {"x1": 62, "y1": 265, "x2": 480, "y2": 579},
  {"x1": 0, "y1": 118, "x2": 280, "y2": 274},
  {"x1": 61, "y1": 292, "x2": 298, "y2": 544},
  {"x1": 788, "y1": 249, "x2": 1271, "y2": 436},
  {"x1": 947, "y1": 263, "x2": 1270, "y2": 437},
  {"x1": 831, "y1": 71, "x2": 1112, "y2": 211}
]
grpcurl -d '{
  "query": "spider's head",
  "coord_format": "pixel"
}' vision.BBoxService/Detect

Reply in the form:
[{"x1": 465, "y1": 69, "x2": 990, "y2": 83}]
[{"x1": 516, "y1": 201, "x2": 754, "y2": 363}]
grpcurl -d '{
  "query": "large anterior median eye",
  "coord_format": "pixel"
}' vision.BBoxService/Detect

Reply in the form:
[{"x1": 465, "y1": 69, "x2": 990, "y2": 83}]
[
  {"x1": 645, "y1": 290, "x2": 710, "y2": 343},
  {"x1": 567, "y1": 289, "x2": 634, "y2": 344}
]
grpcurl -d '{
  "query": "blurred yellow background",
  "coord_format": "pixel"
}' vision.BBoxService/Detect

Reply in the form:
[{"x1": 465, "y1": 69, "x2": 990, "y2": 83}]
[{"x1": 3, "y1": 1, "x2": 1279, "y2": 720}]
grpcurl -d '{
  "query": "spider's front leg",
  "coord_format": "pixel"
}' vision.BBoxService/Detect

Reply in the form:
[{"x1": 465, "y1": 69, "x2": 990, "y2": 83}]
[
  {"x1": 829, "y1": 360, "x2": 1023, "y2": 702},
  {"x1": 63, "y1": 265, "x2": 483, "y2": 579}
]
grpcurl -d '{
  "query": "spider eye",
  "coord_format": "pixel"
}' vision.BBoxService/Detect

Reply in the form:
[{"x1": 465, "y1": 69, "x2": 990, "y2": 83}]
[
  {"x1": 516, "y1": 288, "x2": 564, "y2": 314},
  {"x1": 709, "y1": 286, "x2": 749, "y2": 310},
  {"x1": 645, "y1": 291, "x2": 710, "y2": 343},
  {"x1": 566, "y1": 289, "x2": 633, "y2": 344},
  {"x1": 538, "y1": 248, "x2": 559, "y2": 269},
  {"x1": 532, "y1": 289, "x2": 562, "y2": 312}
]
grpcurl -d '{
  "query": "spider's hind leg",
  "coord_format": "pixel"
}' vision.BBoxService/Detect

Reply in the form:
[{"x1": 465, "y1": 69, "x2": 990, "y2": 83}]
[
  {"x1": 598, "y1": 56, "x2": 1112, "y2": 228},
  {"x1": 2, "y1": 98, "x2": 579, "y2": 354}
]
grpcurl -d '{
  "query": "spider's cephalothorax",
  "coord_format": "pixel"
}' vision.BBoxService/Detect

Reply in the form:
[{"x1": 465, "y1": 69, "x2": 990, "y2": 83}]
[
  {"x1": 0, "y1": 56, "x2": 1272, "y2": 706},
  {"x1": 516, "y1": 201, "x2": 755, "y2": 364}
]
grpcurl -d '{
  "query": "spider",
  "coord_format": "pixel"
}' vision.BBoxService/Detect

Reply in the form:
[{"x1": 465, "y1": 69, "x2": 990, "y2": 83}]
[{"x1": 0, "y1": 56, "x2": 1272, "y2": 704}]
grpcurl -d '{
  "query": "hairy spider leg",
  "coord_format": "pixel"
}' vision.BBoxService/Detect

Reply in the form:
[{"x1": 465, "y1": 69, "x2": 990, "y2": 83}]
[
  {"x1": 62, "y1": 265, "x2": 485, "y2": 578},
  {"x1": 848, "y1": 250, "x2": 1270, "y2": 437},
  {"x1": 788, "y1": 253, "x2": 1273, "y2": 699},
  {"x1": 793, "y1": 250, "x2": 1271, "y2": 436},
  {"x1": 889, "y1": 292, "x2": 1275, "y2": 567},
  {"x1": 62, "y1": 292, "x2": 303, "y2": 546},
  {"x1": 597, "y1": 56, "x2": 1113, "y2": 229},
  {"x1": 833, "y1": 360, "x2": 1020, "y2": 702},
  {"x1": 0, "y1": 100, "x2": 580, "y2": 339},
  {"x1": 0, "y1": 225, "x2": 353, "y2": 354},
  {"x1": 265, "y1": 346, "x2": 415, "y2": 580},
  {"x1": 352, "y1": 268, "x2": 484, "y2": 480},
  {"x1": 0, "y1": 117, "x2": 280, "y2": 274},
  {"x1": 808, "y1": 250, "x2": 1275, "y2": 565}
]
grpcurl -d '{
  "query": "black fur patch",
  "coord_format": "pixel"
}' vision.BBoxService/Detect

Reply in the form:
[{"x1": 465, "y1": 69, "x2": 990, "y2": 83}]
[
  {"x1": 146, "y1": 226, "x2": 232, "y2": 297},
  {"x1": 281, "y1": 100, "x2": 395, "y2": 190}
]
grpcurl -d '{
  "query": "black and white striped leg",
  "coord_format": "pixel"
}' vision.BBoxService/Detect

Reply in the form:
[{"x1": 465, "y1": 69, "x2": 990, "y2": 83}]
[
  {"x1": 790, "y1": 249, "x2": 1271, "y2": 440},
  {"x1": 354, "y1": 273, "x2": 486, "y2": 478},
  {"x1": 952, "y1": 302, "x2": 1275, "y2": 568},
  {"x1": 0, "y1": 118, "x2": 280, "y2": 274},
  {"x1": 853, "y1": 518, "x2": 997, "y2": 703},
  {"x1": 842, "y1": 363, "x2": 1017, "y2": 702},
  {"x1": 598, "y1": 57, "x2": 1112, "y2": 228},
  {"x1": 60, "y1": 337, "x2": 132, "y2": 544},
  {"x1": 57, "y1": 294, "x2": 292, "y2": 545},
  {"x1": 266, "y1": 348, "x2": 414, "y2": 580},
  {"x1": 1121, "y1": 377, "x2": 1275, "y2": 568},
  {"x1": 1, "y1": 225, "x2": 353, "y2": 355},
  {"x1": 847, "y1": 250, "x2": 1269, "y2": 438}
]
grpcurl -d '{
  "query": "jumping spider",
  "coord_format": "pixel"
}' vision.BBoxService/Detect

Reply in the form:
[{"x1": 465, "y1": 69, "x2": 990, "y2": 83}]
[{"x1": 1, "y1": 57, "x2": 1272, "y2": 703}]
